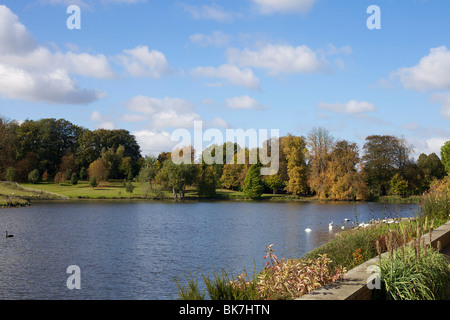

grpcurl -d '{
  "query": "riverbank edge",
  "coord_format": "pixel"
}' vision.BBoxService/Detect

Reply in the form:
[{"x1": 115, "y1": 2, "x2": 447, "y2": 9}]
[
  {"x1": 0, "y1": 182, "x2": 421, "y2": 206},
  {"x1": 297, "y1": 219, "x2": 450, "y2": 300}
]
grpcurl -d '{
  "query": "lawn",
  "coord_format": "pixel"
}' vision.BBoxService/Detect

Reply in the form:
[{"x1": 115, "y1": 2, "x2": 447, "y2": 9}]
[{"x1": 15, "y1": 181, "x2": 305, "y2": 201}]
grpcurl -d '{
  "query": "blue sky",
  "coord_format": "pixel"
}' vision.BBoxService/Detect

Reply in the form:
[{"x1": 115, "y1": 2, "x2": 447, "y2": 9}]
[{"x1": 1, "y1": 0, "x2": 450, "y2": 157}]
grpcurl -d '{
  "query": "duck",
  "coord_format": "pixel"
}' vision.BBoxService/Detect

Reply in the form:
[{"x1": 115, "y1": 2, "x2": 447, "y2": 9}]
[{"x1": 5, "y1": 231, "x2": 13, "y2": 238}]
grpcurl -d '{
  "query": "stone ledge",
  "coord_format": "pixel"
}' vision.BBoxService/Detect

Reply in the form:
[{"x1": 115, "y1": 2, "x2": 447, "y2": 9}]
[{"x1": 297, "y1": 220, "x2": 450, "y2": 300}]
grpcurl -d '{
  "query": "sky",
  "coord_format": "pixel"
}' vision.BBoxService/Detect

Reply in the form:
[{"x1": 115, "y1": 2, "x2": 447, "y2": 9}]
[{"x1": 0, "y1": 0, "x2": 450, "y2": 158}]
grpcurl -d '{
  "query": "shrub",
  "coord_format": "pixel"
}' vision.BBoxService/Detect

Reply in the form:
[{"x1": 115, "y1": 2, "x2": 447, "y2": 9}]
[
  {"x1": 28, "y1": 169, "x2": 40, "y2": 184},
  {"x1": 174, "y1": 245, "x2": 346, "y2": 300},
  {"x1": 5, "y1": 167, "x2": 17, "y2": 182},
  {"x1": 89, "y1": 176, "x2": 98, "y2": 188},
  {"x1": 70, "y1": 172, "x2": 78, "y2": 185}
]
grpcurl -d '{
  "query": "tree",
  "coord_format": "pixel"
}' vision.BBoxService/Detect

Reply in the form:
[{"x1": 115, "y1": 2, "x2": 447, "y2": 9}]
[
  {"x1": 137, "y1": 155, "x2": 158, "y2": 189},
  {"x1": 362, "y1": 135, "x2": 413, "y2": 196},
  {"x1": 0, "y1": 117, "x2": 19, "y2": 178},
  {"x1": 220, "y1": 163, "x2": 244, "y2": 190},
  {"x1": 71, "y1": 172, "x2": 78, "y2": 185},
  {"x1": 155, "y1": 160, "x2": 198, "y2": 200},
  {"x1": 441, "y1": 141, "x2": 450, "y2": 175},
  {"x1": 281, "y1": 135, "x2": 309, "y2": 196},
  {"x1": 16, "y1": 152, "x2": 38, "y2": 182},
  {"x1": 5, "y1": 167, "x2": 17, "y2": 182},
  {"x1": 325, "y1": 140, "x2": 368, "y2": 200},
  {"x1": 307, "y1": 127, "x2": 334, "y2": 198},
  {"x1": 89, "y1": 176, "x2": 98, "y2": 188},
  {"x1": 88, "y1": 159, "x2": 108, "y2": 184},
  {"x1": 417, "y1": 152, "x2": 446, "y2": 191},
  {"x1": 79, "y1": 167, "x2": 88, "y2": 180},
  {"x1": 390, "y1": 174, "x2": 408, "y2": 196},
  {"x1": 197, "y1": 165, "x2": 217, "y2": 197},
  {"x1": 54, "y1": 172, "x2": 66, "y2": 185},
  {"x1": 125, "y1": 181, "x2": 134, "y2": 194},
  {"x1": 243, "y1": 164, "x2": 264, "y2": 199},
  {"x1": 264, "y1": 175, "x2": 284, "y2": 194},
  {"x1": 28, "y1": 169, "x2": 40, "y2": 184}
]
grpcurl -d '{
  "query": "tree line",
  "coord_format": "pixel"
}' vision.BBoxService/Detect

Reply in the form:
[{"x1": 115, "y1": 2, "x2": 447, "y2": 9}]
[{"x1": 1, "y1": 117, "x2": 450, "y2": 200}]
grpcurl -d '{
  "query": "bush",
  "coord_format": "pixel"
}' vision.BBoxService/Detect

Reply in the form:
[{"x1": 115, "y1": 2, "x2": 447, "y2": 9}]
[
  {"x1": 71, "y1": 172, "x2": 78, "y2": 185},
  {"x1": 89, "y1": 176, "x2": 98, "y2": 188},
  {"x1": 174, "y1": 245, "x2": 346, "y2": 300},
  {"x1": 5, "y1": 167, "x2": 17, "y2": 182},
  {"x1": 28, "y1": 169, "x2": 40, "y2": 184}
]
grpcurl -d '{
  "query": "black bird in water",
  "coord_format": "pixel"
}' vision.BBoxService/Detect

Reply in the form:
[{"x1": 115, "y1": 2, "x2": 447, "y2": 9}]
[{"x1": 5, "y1": 231, "x2": 13, "y2": 238}]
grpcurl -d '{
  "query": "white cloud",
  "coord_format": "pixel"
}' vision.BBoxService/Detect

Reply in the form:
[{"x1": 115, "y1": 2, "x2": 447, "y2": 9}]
[
  {"x1": 133, "y1": 130, "x2": 177, "y2": 156},
  {"x1": 225, "y1": 95, "x2": 267, "y2": 110},
  {"x1": 124, "y1": 96, "x2": 202, "y2": 129},
  {"x1": 409, "y1": 137, "x2": 448, "y2": 158},
  {"x1": 0, "y1": 64, "x2": 104, "y2": 104},
  {"x1": 0, "y1": 5, "x2": 37, "y2": 54},
  {"x1": 317, "y1": 100, "x2": 376, "y2": 114},
  {"x1": 189, "y1": 31, "x2": 232, "y2": 47},
  {"x1": 180, "y1": 3, "x2": 234, "y2": 22},
  {"x1": 430, "y1": 92, "x2": 450, "y2": 118},
  {"x1": 226, "y1": 44, "x2": 331, "y2": 76},
  {"x1": 118, "y1": 45, "x2": 172, "y2": 78},
  {"x1": 208, "y1": 117, "x2": 230, "y2": 129},
  {"x1": 249, "y1": 0, "x2": 317, "y2": 15},
  {"x1": 190, "y1": 64, "x2": 260, "y2": 90},
  {"x1": 0, "y1": 5, "x2": 112, "y2": 104},
  {"x1": 90, "y1": 111, "x2": 116, "y2": 130},
  {"x1": 391, "y1": 46, "x2": 450, "y2": 92}
]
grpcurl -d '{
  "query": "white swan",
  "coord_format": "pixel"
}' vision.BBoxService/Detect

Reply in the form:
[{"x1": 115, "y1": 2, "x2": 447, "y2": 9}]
[
  {"x1": 329, "y1": 221, "x2": 333, "y2": 230},
  {"x1": 305, "y1": 228, "x2": 312, "y2": 232}
]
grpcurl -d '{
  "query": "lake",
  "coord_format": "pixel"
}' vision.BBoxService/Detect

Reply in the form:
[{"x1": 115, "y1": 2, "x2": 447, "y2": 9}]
[{"x1": 0, "y1": 200, "x2": 419, "y2": 300}]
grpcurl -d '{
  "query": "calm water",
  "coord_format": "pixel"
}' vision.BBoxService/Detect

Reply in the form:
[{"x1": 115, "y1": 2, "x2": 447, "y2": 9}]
[{"x1": 0, "y1": 200, "x2": 418, "y2": 300}]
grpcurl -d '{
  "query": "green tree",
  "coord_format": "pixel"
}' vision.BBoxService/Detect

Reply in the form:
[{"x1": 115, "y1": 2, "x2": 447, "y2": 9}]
[
  {"x1": 71, "y1": 172, "x2": 78, "y2": 185},
  {"x1": 362, "y1": 135, "x2": 413, "y2": 196},
  {"x1": 441, "y1": 141, "x2": 450, "y2": 175},
  {"x1": 137, "y1": 155, "x2": 158, "y2": 189},
  {"x1": 89, "y1": 176, "x2": 98, "y2": 188},
  {"x1": 197, "y1": 165, "x2": 217, "y2": 197},
  {"x1": 243, "y1": 164, "x2": 264, "y2": 199},
  {"x1": 125, "y1": 181, "x2": 135, "y2": 194},
  {"x1": 390, "y1": 174, "x2": 409, "y2": 196},
  {"x1": 264, "y1": 174, "x2": 284, "y2": 194},
  {"x1": 5, "y1": 167, "x2": 17, "y2": 182},
  {"x1": 28, "y1": 169, "x2": 40, "y2": 184},
  {"x1": 79, "y1": 167, "x2": 88, "y2": 180}
]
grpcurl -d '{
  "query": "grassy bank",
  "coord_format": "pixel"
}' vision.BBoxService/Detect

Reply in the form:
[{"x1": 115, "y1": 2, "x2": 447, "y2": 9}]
[{"x1": 13, "y1": 180, "x2": 307, "y2": 201}]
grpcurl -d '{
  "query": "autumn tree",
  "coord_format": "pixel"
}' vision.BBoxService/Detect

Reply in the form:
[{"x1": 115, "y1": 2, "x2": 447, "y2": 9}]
[
  {"x1": 307, "y1": 127, "x2": 334, "y2": 198},
  {"x1": 88, "y1": 159, "x2": 108, "y2": 184},
  {"x1": 325, "y1": 140, "x2": 368, "y2": 200},
  {"x1": 220, "y1": 163, "x2": 245, "y2": 190},
  {"x1": 281, "y1": 135, "x2": 309, "y2": 196}
]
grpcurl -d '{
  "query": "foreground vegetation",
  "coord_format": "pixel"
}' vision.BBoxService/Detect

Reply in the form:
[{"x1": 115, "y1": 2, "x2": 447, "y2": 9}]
[{"x1": 174, "y1": 177, "x2": 450, "y2": 300}]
